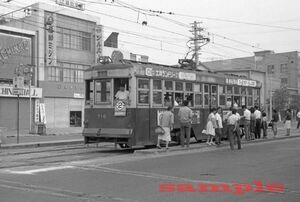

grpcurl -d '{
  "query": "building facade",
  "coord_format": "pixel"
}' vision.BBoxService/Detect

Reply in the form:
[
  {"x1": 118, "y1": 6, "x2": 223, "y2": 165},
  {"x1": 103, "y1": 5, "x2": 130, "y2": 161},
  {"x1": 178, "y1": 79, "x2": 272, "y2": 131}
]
[
  {"x1": 203, "y1": 51, "x2": 300, "y2": 108},
  {"x1": 0, "y1": 25, "x2": 42, "y2": 130},
  {"x1": 3, "y1": 2, "x2": 102, "y2": 128}
]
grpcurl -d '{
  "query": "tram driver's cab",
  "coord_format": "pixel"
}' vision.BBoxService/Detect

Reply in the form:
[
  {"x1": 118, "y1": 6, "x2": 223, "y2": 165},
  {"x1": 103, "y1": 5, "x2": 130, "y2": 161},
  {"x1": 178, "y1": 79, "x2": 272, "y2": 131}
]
[{"x1": 114, "y1": 78, "x2": 130, "y2": 104}]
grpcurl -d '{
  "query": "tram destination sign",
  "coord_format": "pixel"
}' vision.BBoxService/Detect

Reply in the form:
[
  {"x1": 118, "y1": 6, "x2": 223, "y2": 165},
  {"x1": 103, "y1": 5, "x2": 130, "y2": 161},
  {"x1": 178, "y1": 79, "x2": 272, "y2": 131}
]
[
  {"x1": 145, "y1": 67, "x2": 196, "y2": 81},
  {"x1": 226, "y1": 78, "x2": 257, "y2": 87}
]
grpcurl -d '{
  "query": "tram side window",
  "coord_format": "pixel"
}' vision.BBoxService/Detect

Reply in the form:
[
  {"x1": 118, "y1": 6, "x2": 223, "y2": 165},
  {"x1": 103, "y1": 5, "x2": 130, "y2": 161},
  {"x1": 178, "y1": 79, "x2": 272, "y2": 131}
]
[
  {"x1": 253, "y1": 89, "x2": 260, "y2": 106},
  {"x1": 211, "y1": 85, "x2": 218, "y2": 107},
  {"x1": 233, "y1": 86, "x2": 241, "y2": 108},
  {"x1": 164, "y1": 80, "x2": 174, "y2": 107},
  {"x1": 194, "y1": 83, "x2": 202, "y2": 106},
  {"x1": 219, "y1": 85, "x2": 226, "y2": 106},
  {"x1": 175, "y1": 92, "x2": 184, "y2": 106},
  {"x1": 247, "y1": 88, "x2": 253, "y2": 96},
  {"x1": 175, "y1": 82, "x2": 184, "y2": 106},
  {"x1": 85, "y1": 80, "x2": 94, "y2": 105},
  {"x1": 185, "y1": 82, "x2": 194, "y2": 106},
  {"x1": 153, "y1": 80, "x2": 162, "y2": 105},
  {"x1": 164, "y1": 80, "x2": 173, "y2": 90},
  {"x1": 233, "y1": 96, "x2": 241, "y2": 108},
  {"x1": 226, "y1": 86, "x2": 233, "y2": 108},
  {"x1": 248, "y1": 96, "x2": 253, "y2": 107},
  {"x1": 95, "y1": 80, "x2": 111, "y2": 104},
  {"x1": 247, "y1": 88, "x2": 253, "y2": 107},
  {"x1": 138, "y1": 79, "x2": 149, "y2": 104},
  {"x1": 204, "y1": 84, "x2": 209, "y2": 106},
  {"x1": 241, "y1": 87, "x2": 247, "y2": 106}
]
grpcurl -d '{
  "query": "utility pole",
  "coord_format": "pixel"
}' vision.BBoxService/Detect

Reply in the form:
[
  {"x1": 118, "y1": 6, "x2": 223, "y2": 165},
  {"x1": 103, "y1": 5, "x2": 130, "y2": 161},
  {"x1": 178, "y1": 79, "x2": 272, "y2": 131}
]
[{"x1": 190, "y1": 21, "x2": 209, "y2": 69}]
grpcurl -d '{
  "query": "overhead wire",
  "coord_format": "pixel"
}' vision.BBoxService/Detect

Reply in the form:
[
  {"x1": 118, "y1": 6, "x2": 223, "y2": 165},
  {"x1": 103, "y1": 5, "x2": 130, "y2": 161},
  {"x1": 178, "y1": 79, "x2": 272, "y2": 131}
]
[{"x1": 5, "y1": 0, "x2": 295, "y2": 64}]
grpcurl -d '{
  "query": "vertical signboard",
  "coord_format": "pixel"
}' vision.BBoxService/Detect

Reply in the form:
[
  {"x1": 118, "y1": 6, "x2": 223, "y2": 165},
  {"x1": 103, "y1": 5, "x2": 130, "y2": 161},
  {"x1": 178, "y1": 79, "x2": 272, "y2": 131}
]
[
  {"x1": 95, "y1": 25, "x2": 103, "y2": 63},
  {"x1": 45, "y1": 13, "x2": 56, "y2": 66},
  {"x1": 35, "y1": 99, "x2": 40, "y2": 123},
  {"x1": 39, "y1": 103, "x2": 47, "y2": 124}
]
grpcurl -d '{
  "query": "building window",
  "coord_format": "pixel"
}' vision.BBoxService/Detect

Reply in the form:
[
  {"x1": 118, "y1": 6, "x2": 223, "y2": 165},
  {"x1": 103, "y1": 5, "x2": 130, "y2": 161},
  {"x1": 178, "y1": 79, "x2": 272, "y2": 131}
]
[
  {"x1": 95, "y1": 79, "x2": 111, "y2": 104},
  {"x1": 70, "y1": 111, "x2": 82, "y2": 127},
  {"x1": 47, "y1": 67, "x2": 56, "y2": 81},
  {"x1": 267, "y1": 65, "x2": 275, "y2": 74},
  {"x1": 280, "y1": 64, "x2": 288, "y2": 73},
  {"x1": 56, "y1": 27, "x2": 91, "y2": 51},
  {"x1": 46, "y1": 62, "x2": 89, "y2": 83},
  {"x1": 281, "y1": 78, "x2": 288, "y2": 86}
]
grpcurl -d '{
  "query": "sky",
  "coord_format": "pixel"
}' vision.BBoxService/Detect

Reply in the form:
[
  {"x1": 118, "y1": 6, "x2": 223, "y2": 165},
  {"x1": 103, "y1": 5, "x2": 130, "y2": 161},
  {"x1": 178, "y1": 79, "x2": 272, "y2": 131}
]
[{"x1": 1, "y1": 0, "x2": 300, "y2": 65}]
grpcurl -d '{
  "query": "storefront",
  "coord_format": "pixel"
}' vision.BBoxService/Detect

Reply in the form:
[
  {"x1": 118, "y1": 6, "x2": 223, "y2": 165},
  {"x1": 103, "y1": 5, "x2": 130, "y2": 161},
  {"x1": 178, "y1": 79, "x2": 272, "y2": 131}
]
[
  {"x1": 44, "y1": 96, "x2": 84, "y2": 128},
  {"x1": 0, "y1": 85, "x2": 42, "y2": 130}
]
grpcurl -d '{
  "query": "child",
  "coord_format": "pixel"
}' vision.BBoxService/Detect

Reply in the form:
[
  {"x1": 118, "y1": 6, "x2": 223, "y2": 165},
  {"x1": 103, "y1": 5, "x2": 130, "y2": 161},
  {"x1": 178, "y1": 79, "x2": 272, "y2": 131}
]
[{"x1": 262, "y1": 112, "x2": 268, "y2": 139}]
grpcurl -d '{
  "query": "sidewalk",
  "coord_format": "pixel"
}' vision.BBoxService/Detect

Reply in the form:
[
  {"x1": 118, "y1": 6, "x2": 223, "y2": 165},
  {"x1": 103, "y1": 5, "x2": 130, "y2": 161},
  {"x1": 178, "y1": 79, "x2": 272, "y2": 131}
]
[
  {"x1": 135, "y1": 126, "x2": 300, "y2": 155},
  {"x1": 0, "y1": 127, "x2": 84, "y2": 149}
]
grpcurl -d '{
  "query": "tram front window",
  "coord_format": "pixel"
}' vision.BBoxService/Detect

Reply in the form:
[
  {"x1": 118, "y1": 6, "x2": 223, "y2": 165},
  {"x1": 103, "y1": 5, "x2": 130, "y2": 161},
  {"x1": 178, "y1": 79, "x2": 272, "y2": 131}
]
[
  {"x1": 114, "y1": 78, "x2": 130, "y2": 103},
  {"x1": 95, "y1": 80, "x2": 111, "y2": 104}
]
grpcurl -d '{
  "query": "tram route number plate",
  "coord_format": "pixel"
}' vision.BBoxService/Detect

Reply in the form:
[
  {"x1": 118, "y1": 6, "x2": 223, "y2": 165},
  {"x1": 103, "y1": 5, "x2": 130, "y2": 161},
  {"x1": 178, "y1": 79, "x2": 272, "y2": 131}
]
[{"x1": 114, "y1": 100, "x2": 126, "y2": 116}]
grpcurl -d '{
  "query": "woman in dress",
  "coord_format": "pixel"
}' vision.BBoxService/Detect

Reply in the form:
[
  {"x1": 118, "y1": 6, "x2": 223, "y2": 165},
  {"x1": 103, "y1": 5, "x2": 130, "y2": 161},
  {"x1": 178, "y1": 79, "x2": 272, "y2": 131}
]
[
  {"x1": 206, "y1": 108, "x2": 217, "y2": 145},
  {"x1": 157, "y1": 106, "x2": 174, "y2": 150}
]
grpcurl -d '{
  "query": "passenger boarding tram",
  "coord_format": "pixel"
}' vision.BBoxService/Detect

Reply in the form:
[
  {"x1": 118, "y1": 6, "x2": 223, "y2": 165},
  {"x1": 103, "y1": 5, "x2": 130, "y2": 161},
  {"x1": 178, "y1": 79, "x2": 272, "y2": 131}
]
[{"x1": 83, "y1": 60, "x2": 261, "y2": 148}]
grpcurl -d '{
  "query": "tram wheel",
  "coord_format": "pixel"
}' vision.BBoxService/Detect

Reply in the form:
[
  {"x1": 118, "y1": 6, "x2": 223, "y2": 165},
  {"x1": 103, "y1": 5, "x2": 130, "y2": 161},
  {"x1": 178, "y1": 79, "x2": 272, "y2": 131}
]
[{"x1": 118, "y1": 143, "x2": 130, "y2": 148}]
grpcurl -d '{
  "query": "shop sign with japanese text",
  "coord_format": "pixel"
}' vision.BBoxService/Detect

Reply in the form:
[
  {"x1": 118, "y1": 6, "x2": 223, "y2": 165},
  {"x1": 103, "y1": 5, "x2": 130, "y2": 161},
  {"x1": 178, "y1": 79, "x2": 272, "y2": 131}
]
[
  {"x1": 145, "y1": 67, "x2": 196, "y2": 81},
  {"x1": 45, "y1": 13, "x2": 56, "y2": 66},
  {"x1": 226, "y1": 78, "x2": 257, "y2": 87},
  {"x1": 95, "y1": 25, "x2": 103, "y2": 64},
  {"x1": 0, "y1": 86, "x2": 42, "y2": 98}
]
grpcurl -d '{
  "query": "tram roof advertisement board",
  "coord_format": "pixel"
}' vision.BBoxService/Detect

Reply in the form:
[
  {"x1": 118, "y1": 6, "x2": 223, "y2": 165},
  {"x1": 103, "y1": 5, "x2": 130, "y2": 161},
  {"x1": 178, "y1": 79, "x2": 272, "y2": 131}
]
[
  {"x1": 144, "y1": 67, "x2": 196, "y2": 81},
  {"x1": 0, "y1": 33, "x2": 32, "y2": 79}
]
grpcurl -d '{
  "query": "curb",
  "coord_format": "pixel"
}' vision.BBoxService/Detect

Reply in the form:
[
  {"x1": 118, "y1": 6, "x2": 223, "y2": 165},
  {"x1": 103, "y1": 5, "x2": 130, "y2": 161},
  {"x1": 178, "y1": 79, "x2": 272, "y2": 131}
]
[
  {"x1": 134, "y1": 135, "x2": 300, "y2": 155},
  {"x1": 0, "y1": 139, "x2": 83, "y2": 149}
]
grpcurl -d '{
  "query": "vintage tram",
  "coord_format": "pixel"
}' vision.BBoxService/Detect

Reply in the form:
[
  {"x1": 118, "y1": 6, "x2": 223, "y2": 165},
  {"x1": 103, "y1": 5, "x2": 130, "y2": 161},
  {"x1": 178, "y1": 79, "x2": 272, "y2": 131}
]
[{"x1": 82, "y1": 60, "x2": 261, "y2": 148}]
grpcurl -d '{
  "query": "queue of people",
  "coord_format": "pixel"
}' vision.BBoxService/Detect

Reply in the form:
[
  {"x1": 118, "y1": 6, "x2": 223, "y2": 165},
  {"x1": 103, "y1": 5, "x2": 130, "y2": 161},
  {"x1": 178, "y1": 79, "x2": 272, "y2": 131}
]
[{"x1": 156, "y1": 99, "x2": 296, "y2": 151}]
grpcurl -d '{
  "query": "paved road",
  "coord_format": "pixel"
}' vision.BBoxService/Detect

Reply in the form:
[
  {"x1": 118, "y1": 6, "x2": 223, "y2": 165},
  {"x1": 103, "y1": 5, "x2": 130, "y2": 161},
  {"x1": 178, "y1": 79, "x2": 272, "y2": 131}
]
[{"x1": 0, "y1": 137, "x2": 299, "y2": 202}]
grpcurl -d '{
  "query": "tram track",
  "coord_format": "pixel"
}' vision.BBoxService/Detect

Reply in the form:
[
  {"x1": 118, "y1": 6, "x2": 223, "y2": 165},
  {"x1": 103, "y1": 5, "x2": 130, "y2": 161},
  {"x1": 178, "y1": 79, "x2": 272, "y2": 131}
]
[{"x1": 0, "y1": 144, "x2": 139, "y2": 170}]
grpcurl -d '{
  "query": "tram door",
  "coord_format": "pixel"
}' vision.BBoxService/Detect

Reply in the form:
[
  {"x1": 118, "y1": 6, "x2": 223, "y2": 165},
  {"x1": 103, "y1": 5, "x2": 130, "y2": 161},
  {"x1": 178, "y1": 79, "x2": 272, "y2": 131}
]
[{"x1": 135, "y1": 78, "x2": 151, "y2": 145}]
